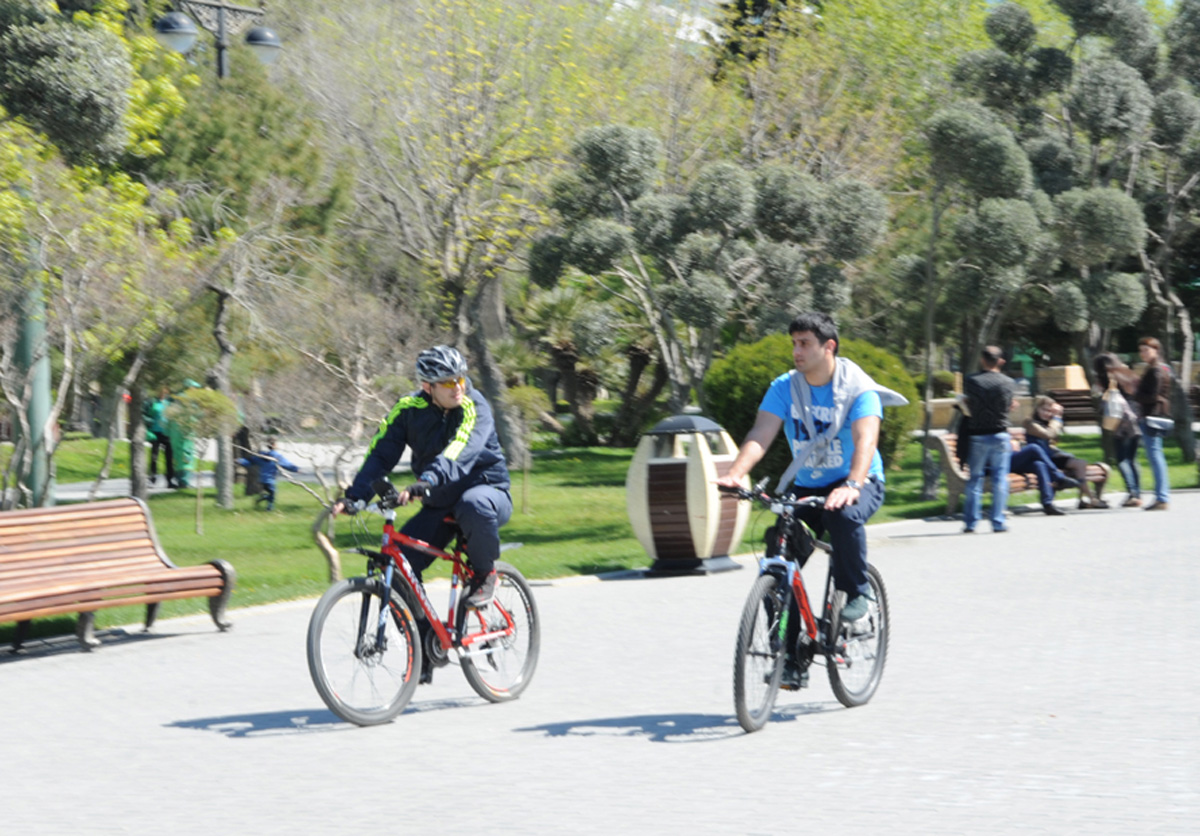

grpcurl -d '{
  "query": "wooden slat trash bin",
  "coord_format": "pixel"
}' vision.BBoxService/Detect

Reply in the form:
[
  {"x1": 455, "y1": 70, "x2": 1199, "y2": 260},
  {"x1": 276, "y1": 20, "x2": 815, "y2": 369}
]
[{"x1": 626, "y1": 415, "x2": 749, "y2": 575}]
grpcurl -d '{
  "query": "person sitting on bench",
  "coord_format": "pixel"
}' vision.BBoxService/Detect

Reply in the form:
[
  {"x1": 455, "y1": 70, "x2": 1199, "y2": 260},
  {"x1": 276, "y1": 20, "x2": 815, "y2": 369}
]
[{"x1": 1023, "y1": 396, "x2": 1110, "y2": 510}]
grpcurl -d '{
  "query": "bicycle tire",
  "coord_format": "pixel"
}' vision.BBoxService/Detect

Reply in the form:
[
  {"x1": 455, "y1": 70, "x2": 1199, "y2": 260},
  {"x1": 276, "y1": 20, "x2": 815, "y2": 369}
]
[
  {"x1": 825, "y1": 563, "x2": 889, "y2": 708},
  {"x1": 307, "y1": 576, "x2": 422, "y2": 725},
  {"x1": 458, "y1": 561, "x2": 540, "y2": 702},
  {"x1": 733, "y1": 574, "x2": 787, "y2": 733}
]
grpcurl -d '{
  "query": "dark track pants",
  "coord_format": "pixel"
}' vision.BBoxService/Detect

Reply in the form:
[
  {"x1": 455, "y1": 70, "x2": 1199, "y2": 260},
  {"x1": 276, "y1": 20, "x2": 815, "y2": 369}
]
[
  {"x1": 399, "y1": 484, "x2": 513, "y2": 581},
  {"x1": 792, "y1": 478, "x2": 885, "y2": 598}
]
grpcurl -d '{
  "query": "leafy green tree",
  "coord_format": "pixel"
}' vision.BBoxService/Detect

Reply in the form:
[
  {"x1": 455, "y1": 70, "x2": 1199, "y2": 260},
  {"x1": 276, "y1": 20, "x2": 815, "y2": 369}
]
[
  {"x1": 166, "y1": 387, "x2": 238, "y2": 533},
  {"x1": 907, "y1": 100, "x2": 1035, "y2": 497},
  {"x1": 713, "y1": 0, "x2": 1000, "y2": 185},
  {"x1": 945, "y1": 0, "x2": 1198, "y2": 459},
  {"x1": 0, "y1": 0, "x2": 195, "y2": 506},
  {"x1": 126, "y1": 44, "x2": 347, "y2": 510},
  {"x1": 282, "y1": 0, "x2": 659, "y2": 467},
  {"x1": 538, "y1": 124, "x2": 887, "y2": 414},
  {"x1": 502, "y1": 384, "x2": 551, "y2": 514}
]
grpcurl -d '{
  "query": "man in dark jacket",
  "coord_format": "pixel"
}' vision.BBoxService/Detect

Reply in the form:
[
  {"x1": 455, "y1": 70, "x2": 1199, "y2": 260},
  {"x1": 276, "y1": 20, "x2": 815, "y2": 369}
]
[
  {"x1": 961, "y1": 345, "x2": 1017, "y2": 533},
  {"x1": 333, "y1": 345, "x2": 512, "y2": 610}
]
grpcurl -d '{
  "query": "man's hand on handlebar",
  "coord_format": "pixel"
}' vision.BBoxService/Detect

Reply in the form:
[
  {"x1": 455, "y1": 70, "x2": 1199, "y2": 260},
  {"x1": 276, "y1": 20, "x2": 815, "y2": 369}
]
[
  {"x1": 330, "y1": 496, "x2": 363, "y2": 516},
  {"x1": 398, "y1": 481, "x2": 430, "y2": 506},
  {"x1": 824, "y1": 483, "x2": 861, "y2": 511}
]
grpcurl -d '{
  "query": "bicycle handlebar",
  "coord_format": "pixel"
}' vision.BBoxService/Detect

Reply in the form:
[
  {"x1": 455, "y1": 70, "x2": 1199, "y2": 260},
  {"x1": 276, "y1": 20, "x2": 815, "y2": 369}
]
[{"x1": 716, "y1": 481, "x2": 826, "y2": 510}]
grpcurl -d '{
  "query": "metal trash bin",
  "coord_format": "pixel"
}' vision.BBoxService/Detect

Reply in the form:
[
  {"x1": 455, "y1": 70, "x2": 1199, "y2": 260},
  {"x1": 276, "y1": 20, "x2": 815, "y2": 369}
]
[{"x1": 626, "y1": 415, "x2": 749, "y2": 575}]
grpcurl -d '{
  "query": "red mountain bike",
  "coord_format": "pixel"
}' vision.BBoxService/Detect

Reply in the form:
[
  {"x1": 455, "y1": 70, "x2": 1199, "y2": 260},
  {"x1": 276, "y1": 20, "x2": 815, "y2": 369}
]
[
  {"x1": 719, "y1": 482, "x2": 889, "y2": 733},
  {"x1": 306, "y1": 484, "x2": 539, "y2": 726}
]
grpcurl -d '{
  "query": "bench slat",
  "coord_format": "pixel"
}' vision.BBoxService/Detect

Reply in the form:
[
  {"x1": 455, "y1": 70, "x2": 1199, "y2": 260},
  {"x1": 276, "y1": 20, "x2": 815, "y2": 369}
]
[
  {"x1": 0, "y1": 556, "x2": 183, "y2": 593},
  {"x1": 0, "y1": 564, "x2": 222, "y2": 604},
  {"x1": 0, "y1": 538, "x2": 160, "y2": 569},
  {"x1": 0, "y1": 503, "x2": 150, "y2": 531},
  {"x1": 2, "y1": 586, "x2": 227, "y2": 623},
  {"x1": 0, "y1": 557, "x2": 166, "y2": 590},
  {"x1": 0, "y1": 521, "x2": 151, "y2": 551}
]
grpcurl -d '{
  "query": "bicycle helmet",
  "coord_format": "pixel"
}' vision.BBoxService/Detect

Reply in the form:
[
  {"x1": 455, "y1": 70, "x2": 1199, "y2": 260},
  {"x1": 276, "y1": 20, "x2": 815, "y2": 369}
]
[{"x1": 415, "y1": 345, "x2": 468, "y2": 383}]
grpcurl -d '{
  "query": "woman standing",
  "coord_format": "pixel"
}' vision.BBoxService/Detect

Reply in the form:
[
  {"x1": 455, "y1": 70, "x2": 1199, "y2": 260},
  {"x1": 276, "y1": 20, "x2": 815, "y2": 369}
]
[
  {"x1": 1135, "y1": 337, "x2": 1172, "y2": 511},
  {"x1": 1093, "y1": 353, "x2": 1143, "y2": 507}
]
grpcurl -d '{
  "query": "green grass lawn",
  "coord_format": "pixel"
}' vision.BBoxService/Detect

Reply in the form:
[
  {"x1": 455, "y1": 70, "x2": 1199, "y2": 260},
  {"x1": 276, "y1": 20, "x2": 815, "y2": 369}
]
[{"x1": 2, "y1": 433, "x2": 1196, "y2": 640}]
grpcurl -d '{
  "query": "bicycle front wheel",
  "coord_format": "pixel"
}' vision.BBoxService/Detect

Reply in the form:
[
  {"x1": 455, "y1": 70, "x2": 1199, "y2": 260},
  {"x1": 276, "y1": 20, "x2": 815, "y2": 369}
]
[
  {"x1": 826, "y1": 563, "x2": 889, "y2": 708},
  {"x1": 307, "y1": 577, "x2": 422, "y2": 725},
  {"x1": 733, "y1": 574, "x2": 788, "y2": 733},
  {"x1": 458, "y1": 562, "x2": 540, "y2": 702}
]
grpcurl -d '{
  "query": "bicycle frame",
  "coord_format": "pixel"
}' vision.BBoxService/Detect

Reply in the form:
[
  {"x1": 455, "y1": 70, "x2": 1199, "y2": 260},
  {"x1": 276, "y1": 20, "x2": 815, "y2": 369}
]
[
  {"x1": 759, "y1": 503, "x2": 834, "y2": 648},
  {"x1": 358, "y1": 506, "x2": 516, "y2": 662}
]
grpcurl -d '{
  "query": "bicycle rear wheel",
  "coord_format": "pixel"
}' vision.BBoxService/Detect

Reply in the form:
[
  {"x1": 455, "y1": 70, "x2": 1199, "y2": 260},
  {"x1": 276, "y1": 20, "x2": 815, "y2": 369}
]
[
  {"x1": 733, "y1": 574, "x2": 787, "y2": 733},
  {"x1": 458, "y1": 562, "x2": 540, "y2": 702},
  {"x1": 307, "y1": 576, "x2": 422, "y2": 725},
  {"x1": 825, "y1": 563, "x2": 889, "y2": 708}
]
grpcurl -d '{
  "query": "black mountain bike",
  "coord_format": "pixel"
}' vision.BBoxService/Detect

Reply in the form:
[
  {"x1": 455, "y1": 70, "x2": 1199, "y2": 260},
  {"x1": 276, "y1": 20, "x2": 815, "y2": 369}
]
[{"x1": 719, "y1": 482, "x2": 889, "y2": 733}]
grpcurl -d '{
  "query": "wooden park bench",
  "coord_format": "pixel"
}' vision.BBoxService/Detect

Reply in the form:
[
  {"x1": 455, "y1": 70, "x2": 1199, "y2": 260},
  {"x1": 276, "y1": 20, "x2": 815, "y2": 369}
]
[
  {"x1": 927, "y1": 428, "x2": 1108, "y2": 515},
  {"x1": 1043, "y1": 389, "x2": 1097, "y2": 423},
  {"x1": 1049, "y1": 384, "x2": 1200, "y2": 423},
  {"x1": 0, "y1": 498, "x2": 235, "y2": 651}
]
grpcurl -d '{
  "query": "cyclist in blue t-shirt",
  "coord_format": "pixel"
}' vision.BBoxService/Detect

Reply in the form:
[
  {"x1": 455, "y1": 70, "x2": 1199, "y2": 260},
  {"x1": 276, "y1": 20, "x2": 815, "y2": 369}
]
[{"x1": 718, "y1": 313, "x2": 903, "y2": 652}]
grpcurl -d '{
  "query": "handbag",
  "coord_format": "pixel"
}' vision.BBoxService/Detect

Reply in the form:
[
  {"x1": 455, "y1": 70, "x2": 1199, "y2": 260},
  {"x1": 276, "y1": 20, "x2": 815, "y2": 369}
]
[
  {"x1": 1145, "y1": 415, "x2": 1175, "y2": 433},
  {"x1": 1100, "y1": 383, "x2": 1126, "y2": 432}
]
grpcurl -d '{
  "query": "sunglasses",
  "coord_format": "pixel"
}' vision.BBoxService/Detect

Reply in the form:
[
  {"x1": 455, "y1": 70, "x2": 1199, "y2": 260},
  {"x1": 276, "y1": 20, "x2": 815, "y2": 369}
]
[{"x1": 434, "y1": 377, "x2": 465, "y2": 389}]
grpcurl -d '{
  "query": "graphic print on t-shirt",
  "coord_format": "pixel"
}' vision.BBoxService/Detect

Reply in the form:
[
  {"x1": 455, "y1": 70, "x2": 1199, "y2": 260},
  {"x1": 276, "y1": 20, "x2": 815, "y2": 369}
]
[
  {"x1": 759, "y1": 370, "x2": 884, "y2": 487},
  {"x1": 792, "y1": 401, "x2": 841, "y2": 478}
]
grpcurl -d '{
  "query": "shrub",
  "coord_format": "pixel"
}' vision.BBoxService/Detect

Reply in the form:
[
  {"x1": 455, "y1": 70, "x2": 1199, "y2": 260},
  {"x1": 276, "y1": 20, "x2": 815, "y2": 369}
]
[
  {"x1": 915, "y1": 369, "x2": 958, "y2": 399},
  {"x1": 704, "y1": 334, "x2": 920, "y2": 486}
]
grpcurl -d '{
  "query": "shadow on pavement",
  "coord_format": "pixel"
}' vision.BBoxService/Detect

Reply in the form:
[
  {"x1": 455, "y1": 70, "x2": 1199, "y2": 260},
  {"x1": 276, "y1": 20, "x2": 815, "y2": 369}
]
[
  {"x1": 0, "y1": 627, "x2": 173, "y2": 662},
  {"x1": 169, "y1": 696, "x2": 484, "y2": 737},
  {"x1": 169, "y1": 709, "x2": 348, "y2": 737},
  {"x1": 516, "y1": 702, "x2": 838, "y2": 743}
]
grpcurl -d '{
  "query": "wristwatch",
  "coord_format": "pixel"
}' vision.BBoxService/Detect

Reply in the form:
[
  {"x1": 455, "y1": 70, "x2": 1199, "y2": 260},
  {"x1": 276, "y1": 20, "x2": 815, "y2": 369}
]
[{"x1": 844, "y1": 479, "x2": 863, "y2": 491}]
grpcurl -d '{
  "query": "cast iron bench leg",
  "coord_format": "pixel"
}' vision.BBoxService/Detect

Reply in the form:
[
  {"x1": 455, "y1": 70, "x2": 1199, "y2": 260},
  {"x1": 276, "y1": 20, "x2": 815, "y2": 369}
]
[
  {"x1": 208, "y1": 559, "x2": 236, "y2": 631},
  {"x1": 76, "y1": 612, "x2": 101, "y2": 650}
]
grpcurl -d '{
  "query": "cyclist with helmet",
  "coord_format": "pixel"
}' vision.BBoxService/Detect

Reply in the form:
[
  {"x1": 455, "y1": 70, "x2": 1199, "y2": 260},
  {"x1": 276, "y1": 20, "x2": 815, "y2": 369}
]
[{"x1": 333, "y1": 346, "x2": 512, "y2": 663}]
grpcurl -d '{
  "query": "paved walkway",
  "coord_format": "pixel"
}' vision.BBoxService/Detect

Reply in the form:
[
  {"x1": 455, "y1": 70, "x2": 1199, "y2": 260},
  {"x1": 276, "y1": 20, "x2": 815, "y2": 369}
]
[{"x1": 3, "y1": 489, "x2": 1197, "y2": 833}]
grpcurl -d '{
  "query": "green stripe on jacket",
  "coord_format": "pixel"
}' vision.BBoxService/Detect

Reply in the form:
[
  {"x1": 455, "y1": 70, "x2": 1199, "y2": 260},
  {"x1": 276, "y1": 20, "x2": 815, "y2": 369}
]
[{"x1": 442, "y1": 397, "x2": 476, "y2": 460}]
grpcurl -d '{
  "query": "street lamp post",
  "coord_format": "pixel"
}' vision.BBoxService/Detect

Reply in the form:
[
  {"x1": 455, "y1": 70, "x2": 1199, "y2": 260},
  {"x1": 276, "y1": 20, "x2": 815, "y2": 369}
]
[
  {"x1": 152, "y1": 2, "x2": 282, "y2": 510},
  {"x1": 154, "y1": 1, "x2": 282, "y2": 80}
]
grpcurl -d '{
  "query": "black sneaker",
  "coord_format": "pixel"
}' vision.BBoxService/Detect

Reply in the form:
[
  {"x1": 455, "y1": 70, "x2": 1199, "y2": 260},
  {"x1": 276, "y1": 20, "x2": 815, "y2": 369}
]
[{"x1": 465, "y1": 570, "x2": 497, "y2": 608}]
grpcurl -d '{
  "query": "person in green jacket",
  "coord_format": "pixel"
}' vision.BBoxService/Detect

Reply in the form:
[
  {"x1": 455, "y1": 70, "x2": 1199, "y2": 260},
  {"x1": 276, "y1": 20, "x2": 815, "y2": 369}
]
[{"x1": 142, "y1": 386, "x2": 178, "y2": 488}]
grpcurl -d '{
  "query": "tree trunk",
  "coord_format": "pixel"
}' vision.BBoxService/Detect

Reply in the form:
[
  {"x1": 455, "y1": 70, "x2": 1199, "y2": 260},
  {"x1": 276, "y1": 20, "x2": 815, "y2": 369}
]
[
  {"x1": 609, "y1": 348, "x2": 669, "y2": 447},
  {"x1": 553, "y1": 346, "x2": 597, "y2": 446},
  {"x1": 128, "y1": 386, "x2": 148, "y2": 501},
  {"x1": 462, "y1": 300, "x2": 527, "y2": 467},
  {"x1": 920, "y1": 186, "x2": 944, "y2": 501},
  {"x1": 209, "y1": 289, "x2": 236, "y2": 509}
]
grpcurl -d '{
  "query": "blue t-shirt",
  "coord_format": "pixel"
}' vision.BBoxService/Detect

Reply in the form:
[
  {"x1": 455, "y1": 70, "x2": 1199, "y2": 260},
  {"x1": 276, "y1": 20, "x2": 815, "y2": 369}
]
[{"x1": 760, "y1": 371, "x2": 885, "y2": 488}]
